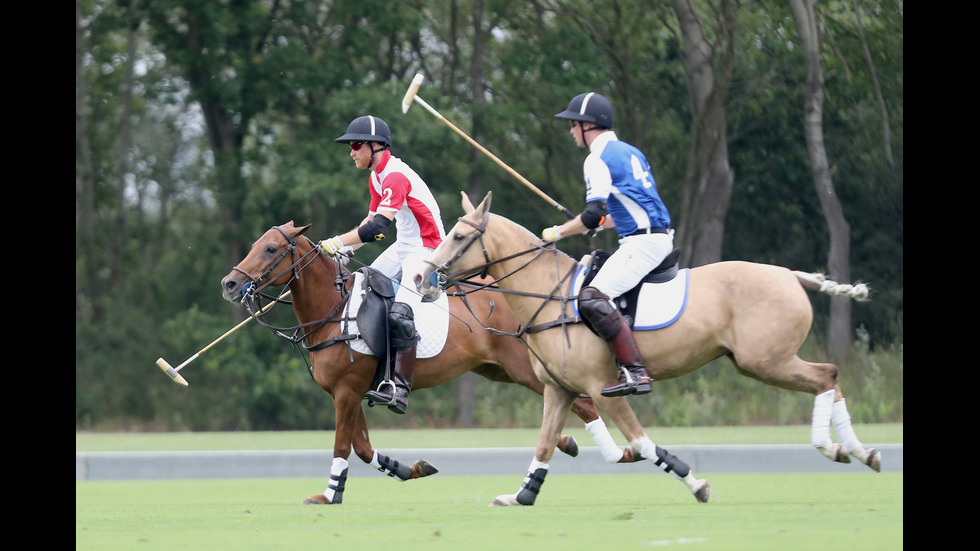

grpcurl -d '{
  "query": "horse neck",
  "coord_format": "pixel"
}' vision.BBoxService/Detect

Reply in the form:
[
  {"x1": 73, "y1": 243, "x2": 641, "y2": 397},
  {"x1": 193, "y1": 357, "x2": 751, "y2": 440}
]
[
  {"x1": 287, "y1": 253, "x2": 348, "y2": 327},
  {"x1": 483, "y1": 217, "x2": 579, "y2": 323}
]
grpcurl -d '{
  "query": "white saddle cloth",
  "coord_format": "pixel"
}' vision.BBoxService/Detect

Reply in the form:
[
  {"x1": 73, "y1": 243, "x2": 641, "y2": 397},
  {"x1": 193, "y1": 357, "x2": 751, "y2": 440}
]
[
  {"x1": 569, "y1": 265, "x2": 690, "y2": 330},
  {"x1": 342, "y1": 272, "x2": 450, "y2": 359}
]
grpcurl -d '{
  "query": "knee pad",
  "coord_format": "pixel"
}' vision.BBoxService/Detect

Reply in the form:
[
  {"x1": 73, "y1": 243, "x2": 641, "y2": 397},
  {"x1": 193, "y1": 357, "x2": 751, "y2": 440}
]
[
  {"x1": 578, "y1": 286, "x2": 622, "y2": 340},
  {"x1": 388, "y1": 302, "x2": 419, "y2": 350}
]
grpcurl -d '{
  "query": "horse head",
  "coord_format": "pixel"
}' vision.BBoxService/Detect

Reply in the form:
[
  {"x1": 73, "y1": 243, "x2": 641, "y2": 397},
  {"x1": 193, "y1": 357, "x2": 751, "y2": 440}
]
[
  {"x1": 417, "y1": 191, "x2": 495, "y2": 301},
  {"x1": 221, "y1": 221, "x2": 315, "y2": 302}
]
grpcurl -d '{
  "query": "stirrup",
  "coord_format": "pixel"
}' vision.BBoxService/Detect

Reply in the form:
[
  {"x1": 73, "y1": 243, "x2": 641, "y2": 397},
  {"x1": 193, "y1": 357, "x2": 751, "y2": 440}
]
[
  {"x1": 600, "y1": 366, "x2": 652, "y2": 398},
  {"x1": 364, "y1": 380, "x2": 397, "y2": 407}
]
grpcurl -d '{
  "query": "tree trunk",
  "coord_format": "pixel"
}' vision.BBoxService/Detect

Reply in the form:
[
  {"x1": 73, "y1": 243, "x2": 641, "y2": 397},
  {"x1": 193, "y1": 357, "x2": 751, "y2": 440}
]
[
  {"x1": 76, "y1": 0, "x2": 102, "y2": 321},
  {"x1": 671, "y1": 0, "x2": 737, "y2": 268},
  {"x1": 788, "y1": 0, "x2": 852, "y2": 361},
  {"x1": 110, "y1": 0, "x2": 140, "y2": 290},
  {"x1": 456, "y1": 0, "x2": 497, "y2": 427}
]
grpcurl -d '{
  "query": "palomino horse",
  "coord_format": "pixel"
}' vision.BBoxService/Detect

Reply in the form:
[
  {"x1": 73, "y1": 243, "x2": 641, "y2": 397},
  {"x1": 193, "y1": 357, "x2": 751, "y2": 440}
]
[
  {"x1": 220, "y1": 221, "x2": 641, "y2": 505},
  {"x1": 417, "y1": 192, "x2": 878, "y2": 507}
]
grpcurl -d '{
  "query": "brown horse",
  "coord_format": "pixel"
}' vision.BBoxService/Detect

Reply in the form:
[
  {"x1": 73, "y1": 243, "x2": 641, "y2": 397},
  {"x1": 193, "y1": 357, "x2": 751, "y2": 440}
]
[
  {"x1": 220, "y1": 221, "x2": 640, "y2": 505},
  {"x1": 417, "y1": 192, "x2": 879, "y2": 507}
]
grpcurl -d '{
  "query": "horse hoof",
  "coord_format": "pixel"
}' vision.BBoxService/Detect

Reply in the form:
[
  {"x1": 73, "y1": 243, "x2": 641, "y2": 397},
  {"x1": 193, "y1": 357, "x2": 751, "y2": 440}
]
[
  {"x1": 559, "y1": 435, "x2": 579, "y2": 457},
  {"x1": 489, "y1": 493, "x2": 521, "y2": 507},
  {"x1": 411, "y1": 460, "x2": 439, "y2": 479},
  {"x1": 820, "y1": 443, "x2": 851, "y2": 464},
  {"x1": 302, "y1": 494, "x2": 329, "y2": 505},
  {"x1": 617, "y1": 447, "x2": 645, "y2": 463},
  {"x1": 693, "y1": 481, "x2": 711, "y2": 503},
  {"x1": 864, "y1": 448, "x2": 881, "y2": 473}
]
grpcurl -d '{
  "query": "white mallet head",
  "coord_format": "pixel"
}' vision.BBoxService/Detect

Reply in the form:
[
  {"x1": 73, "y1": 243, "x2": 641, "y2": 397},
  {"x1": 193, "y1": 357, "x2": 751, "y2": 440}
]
[
  {"x1": 402, "y1": 73, "x2": 425, "y2": 114},
  {"x1": 156, "y1": 357, "x2": 189, "y2": 386}
]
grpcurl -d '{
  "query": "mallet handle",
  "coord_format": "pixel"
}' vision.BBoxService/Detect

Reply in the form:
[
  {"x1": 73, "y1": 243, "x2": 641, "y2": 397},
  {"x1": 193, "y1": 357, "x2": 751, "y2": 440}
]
[
  {"x1": 179, "y1": 290, "x2": 292, "y2": 372},
  {"x1": 414, "y1": 96, "x2": 576, "y2": 220}
]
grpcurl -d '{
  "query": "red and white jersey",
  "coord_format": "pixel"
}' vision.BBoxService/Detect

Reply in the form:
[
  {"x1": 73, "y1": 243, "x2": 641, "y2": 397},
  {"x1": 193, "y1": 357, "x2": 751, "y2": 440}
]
[{"x1": 368, "y1": 150, "x2": 445, "y2": 248}]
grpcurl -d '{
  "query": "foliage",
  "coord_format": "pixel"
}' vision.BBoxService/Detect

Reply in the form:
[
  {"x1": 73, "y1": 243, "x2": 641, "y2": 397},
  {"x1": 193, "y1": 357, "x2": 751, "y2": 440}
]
[{"x1": 77, "y1": 0, "x2": 902, "y2": 430}]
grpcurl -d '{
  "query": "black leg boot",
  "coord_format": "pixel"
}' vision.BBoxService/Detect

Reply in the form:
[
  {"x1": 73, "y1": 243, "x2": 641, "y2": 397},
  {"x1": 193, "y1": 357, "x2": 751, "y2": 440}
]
[
  {"x1": 364, "y1": 302, "x2": 418, "y2": 414},
  {"x1": 386, "y1": 345, "x2": 416, "y2": 415}
]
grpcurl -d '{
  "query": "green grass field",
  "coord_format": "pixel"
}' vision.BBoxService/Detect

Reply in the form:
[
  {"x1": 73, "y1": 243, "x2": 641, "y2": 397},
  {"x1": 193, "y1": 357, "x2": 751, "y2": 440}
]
[
  {"x1": 77, "y1": 426, "x2": 902, "y2": 550},
  {"x1": 76, "y1": 472, "x2": 902, "y2": 551}
]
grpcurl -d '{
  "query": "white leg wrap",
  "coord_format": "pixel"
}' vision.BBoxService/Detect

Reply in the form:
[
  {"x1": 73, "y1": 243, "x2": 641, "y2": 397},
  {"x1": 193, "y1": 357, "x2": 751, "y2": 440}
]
[
  {"x1": 586, "y1": 417, "x2": 623, "y2": 464},
  {"x1": 630, "y1": 436, "x2": 658, "y2": 466},
  {"x1": 832, "y1": 398, "x2": 862, "y2": 453},
  {"x1": 368, "y1": 450, "x2": 381, "y2": 470},
  {"x1": 323, "y1": 457, "x2": 349, "y2": 501},
  {"x1": 810, "y1": 389, "x2": 835, "y2": 449},
  {"x1": 528, "y1": 459, "x2": 549, "y2": 473}
]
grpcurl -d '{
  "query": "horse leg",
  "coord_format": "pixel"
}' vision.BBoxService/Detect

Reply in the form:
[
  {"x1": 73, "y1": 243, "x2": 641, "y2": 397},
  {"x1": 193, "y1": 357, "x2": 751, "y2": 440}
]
[
  {"x1": 303, "y1": 390, "x2": 360, "y2": 505},
  {"x1": 490, "y1": 385, "x2": 577, "y2": 507},
  {"x1": 811, "y1": 387, "x2": 881, "y2": 472},
  {"x1": 735, "y1": 352, "x2": 881, "y2": 473},
  {"x1": 569, "y1": 395, "x2": 644, "y2": 464},
  {"x1": 349, "y1": 400, "x2": 439, "y2": 481},
  {"x1": 593, "y1": 395, "x2": 710, "y2": 503}
]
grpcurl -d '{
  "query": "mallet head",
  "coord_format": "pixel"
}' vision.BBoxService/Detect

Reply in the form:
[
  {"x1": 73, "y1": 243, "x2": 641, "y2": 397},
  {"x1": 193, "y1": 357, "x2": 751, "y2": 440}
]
[
  {"x1": 402, "y1": 73, "x2": 425, "y2": 114},
  {"x1": 156, "y1": 357, "x2": 189, "y2": 386}
]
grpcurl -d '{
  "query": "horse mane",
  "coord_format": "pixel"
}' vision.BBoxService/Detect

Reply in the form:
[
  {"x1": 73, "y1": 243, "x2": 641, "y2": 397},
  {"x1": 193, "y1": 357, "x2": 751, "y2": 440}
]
[{"x1": 487, "y1": 211, "x2": 578, "y2": 266}]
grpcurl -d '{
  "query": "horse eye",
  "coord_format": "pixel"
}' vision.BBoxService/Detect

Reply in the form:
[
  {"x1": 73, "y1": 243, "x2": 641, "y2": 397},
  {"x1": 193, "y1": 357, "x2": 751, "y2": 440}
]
[
  {"x1": 453, "y1": 232, "x2": 466, "y2": 241},
  {"x1": 265, "y1": 245, "x2": 278, "y2": 254}
]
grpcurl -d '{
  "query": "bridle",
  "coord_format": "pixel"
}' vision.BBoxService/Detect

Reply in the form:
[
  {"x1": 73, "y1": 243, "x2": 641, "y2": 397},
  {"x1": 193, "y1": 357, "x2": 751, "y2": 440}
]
[
  {"x1": 232, "y1": 225, "x2": 312, "y2": 298},
  {"x1": 428, "y1": 214, "x2": 585, "y2": 394},
  {"x1": 232, "y1": 225, "x2": 355, "y2": 353}
]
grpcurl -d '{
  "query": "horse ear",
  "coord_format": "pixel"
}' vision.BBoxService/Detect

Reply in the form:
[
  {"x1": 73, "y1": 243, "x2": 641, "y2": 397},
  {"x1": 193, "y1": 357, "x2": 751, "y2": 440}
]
[
  {"x1": 460, "y1": 191, "x2": 475, "y2": 213},
  {"x1": 479, "y1": 191, "x2": 492, "y2": 216},
  {"x1": 297, "y1": 224, "x2": 312, "y2": 235}
]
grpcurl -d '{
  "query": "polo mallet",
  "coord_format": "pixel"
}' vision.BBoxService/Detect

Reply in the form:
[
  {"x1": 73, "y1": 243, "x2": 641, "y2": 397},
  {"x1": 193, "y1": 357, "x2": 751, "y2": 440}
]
[
  {"x1": 401, "y1": 73, "x2": 575, "y2": 220},
  {"x1": 155, "y1": 289, "x2": 292, "y2": 386}
]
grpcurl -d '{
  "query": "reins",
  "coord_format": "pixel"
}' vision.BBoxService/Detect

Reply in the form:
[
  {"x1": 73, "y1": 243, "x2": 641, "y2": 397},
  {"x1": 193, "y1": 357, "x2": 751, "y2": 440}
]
[
  {"x1": 432, "y1": 215, "x2": 585, "y2": 394},
  {"x1": 236, "y1": 228, "x2": 356, "y2": 354}
]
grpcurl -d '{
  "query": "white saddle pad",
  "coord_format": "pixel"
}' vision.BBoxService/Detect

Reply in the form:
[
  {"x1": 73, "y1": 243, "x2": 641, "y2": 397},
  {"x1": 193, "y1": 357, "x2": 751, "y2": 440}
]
[
  {"x1": 569, "y1": 265, "x2": 690, "y2": 330},
  {"x1": 343, "y1": 272, "x2": 450, "y2": 359}
]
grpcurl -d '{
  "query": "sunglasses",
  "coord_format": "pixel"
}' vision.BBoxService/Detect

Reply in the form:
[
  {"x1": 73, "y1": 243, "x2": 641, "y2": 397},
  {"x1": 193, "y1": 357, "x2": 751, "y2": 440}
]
[{"x1": 349, "y1": 141, "x2": 367, "y2": 151}]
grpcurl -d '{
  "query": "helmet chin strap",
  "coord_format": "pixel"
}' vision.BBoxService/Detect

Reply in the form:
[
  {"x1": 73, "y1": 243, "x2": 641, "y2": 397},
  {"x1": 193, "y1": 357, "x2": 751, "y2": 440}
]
[
  {"x1": 578, "y1": 123, "x2": 604, "y2": 145},
  {"x1": 368, "y1": 144, "x2": 385, "y2": 169}
]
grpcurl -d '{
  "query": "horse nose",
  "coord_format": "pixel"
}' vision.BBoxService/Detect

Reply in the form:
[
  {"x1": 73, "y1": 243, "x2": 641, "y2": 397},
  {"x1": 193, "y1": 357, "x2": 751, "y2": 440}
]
[{"x1": 221, "y1": 275, "x2": 239, "y2": 299}]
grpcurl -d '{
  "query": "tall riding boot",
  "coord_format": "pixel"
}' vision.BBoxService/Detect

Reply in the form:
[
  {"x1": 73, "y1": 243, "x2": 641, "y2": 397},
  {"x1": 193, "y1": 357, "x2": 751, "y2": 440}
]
[
  {"x1": 364, "y1": 302, "x2": 418, "y2": 414},
  {"x1": 366, "y1": 346, "x2": 417, "y2": 414},
  {"x1": 578, "y1": 286, "x2": 653, "y2": 398},
  {"x1": 386, "y1": 346, "x2": 416, "y2": 414},
  {"x1": 599, "y1": 314, "x2": 653, "y2": 398}
]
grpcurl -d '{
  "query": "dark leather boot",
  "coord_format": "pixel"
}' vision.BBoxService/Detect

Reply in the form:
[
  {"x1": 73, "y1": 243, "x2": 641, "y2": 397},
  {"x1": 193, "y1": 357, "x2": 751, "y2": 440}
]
[
  {"x1": 365, "y1": 302, "x2": 418, "y2": 414},
  {"x1": 599, "y1": 316, "x2": 653, "y2": 398},
  {"x1": 364, "y1": 347, "x2": 416, "y2": 414},
  {"x1": 385, "y1": 346, "x2": 415, "y2": 414}
]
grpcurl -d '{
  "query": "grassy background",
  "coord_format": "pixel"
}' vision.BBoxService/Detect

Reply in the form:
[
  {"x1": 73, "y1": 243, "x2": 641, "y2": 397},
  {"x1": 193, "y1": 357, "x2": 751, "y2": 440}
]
[
  {"x1": 77, "y1": 426, "x2": 903, "y2": 550},
  {"x1": 76, "y1": 472, "x2": 902, "y2": 551}
]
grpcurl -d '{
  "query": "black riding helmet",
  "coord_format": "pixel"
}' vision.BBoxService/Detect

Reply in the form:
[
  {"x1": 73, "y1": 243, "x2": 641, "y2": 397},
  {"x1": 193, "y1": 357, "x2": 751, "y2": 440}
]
[
  {"x1": 555, "y1": 93, "x2": 614, "y2": 143},
  {"x1": 336, "y1": 115, "x2": 391, "y2": 168}
]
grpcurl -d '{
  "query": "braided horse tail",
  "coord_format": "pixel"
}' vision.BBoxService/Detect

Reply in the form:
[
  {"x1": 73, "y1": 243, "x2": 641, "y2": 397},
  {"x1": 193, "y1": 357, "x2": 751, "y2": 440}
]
[{"x1": 793, "y1": 271, "x2": 871, "y2": 302}]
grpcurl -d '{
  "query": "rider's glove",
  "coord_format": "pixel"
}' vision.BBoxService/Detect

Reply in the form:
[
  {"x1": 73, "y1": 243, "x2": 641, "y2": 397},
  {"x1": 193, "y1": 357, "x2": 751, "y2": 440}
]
[
  {"x1": 318, "y1": 236, "x2": 345, "y2": 256},
  {"x1": 541, "y1": 225, "x2": 563, "y2": 243},
  {"x1": 334, "y1": 245, "x2": 354, "y2": 266}
]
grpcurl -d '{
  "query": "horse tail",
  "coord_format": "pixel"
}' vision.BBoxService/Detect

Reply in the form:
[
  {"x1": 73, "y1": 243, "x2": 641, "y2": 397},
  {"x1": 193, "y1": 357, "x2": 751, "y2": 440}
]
[{"x1": 793, "y1": 271, "x2": 871, "y2": 302}]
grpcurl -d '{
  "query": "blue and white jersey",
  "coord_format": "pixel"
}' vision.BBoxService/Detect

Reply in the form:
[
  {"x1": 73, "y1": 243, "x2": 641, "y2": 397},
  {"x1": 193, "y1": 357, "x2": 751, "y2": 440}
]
[{"x1": 583, "y1": 131, "x2": 670, "y2": 237}]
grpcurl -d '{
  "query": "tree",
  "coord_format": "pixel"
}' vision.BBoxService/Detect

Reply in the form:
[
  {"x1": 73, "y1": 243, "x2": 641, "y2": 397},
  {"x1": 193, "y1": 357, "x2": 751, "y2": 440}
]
[
  {"x1": 788, "y1": 0, "x2": 853, "y2": 360},
  {"x1": 669, "y1": 0, "x2": 738, "y2": 267}
]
